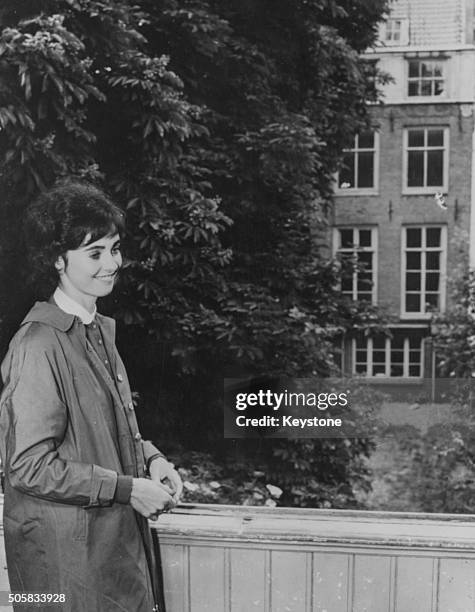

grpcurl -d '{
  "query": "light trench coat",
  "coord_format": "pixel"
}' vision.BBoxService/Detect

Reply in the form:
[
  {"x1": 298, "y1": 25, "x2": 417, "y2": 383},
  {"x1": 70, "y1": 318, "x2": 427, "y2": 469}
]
[{"x1": 0, "y1": 300, "x2": 162, "y2": 611}]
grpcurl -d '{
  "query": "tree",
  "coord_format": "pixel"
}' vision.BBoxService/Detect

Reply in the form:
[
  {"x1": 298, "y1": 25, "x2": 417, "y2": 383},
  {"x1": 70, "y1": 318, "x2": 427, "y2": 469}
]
[{"x1": 0, "y1": 0, "x2": 389, "y2": 507}]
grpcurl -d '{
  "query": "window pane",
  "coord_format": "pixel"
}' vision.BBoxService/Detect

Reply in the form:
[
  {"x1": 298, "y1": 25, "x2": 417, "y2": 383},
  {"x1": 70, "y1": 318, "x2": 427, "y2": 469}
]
[
  {"x1": 373, "y1": 364, "x2": 386, "y2": 376},
  {"x1": 408, "y1": 130, "x2": 425, "y2": 147},
  {"x1": 408, "y1": 151, "x2": 424, "y2": 186},
  {"x1": 357, "y1": 152, "x2": 374, "y2": 188},
  {"x1": 339, "y1": 157, "x2": 354, "y2": 187},
  {"x1": 426, "y1": 293, "x2": 439, "y2": 309},
  {"x1": 426, "y1": 227, "x2": 441, "y2": 247},
  {"x1": 428, "y1": 129, "x2": 444, "y2": 146},
  {"x1": 340, "y1": 229, "x2": 354, "y2": 248},
  {"x1": 373, "y1": 351, "x2": 386, "y2": 363},
  {"x1": 339, "y1": 251, "x2": 353, "y2": 268},
  {"x1": 409, "y1": 337, "x2": 422, "y2": 349},
  {"x1": 421, "y1": 80, "x2": 432, "y2": 96},
  {"x1": 426, "y1": 272, "x2": 439, "y2": 291},
  {"x1": 392, "y1": 335, "x2": 404, "y2": 349},
  {"x1": 421, "y1": 62, "x2": 434, "y2": 77},
  {"x1": 409, "y1": 350, "x2": 421, "y2": 362},
  {"x1": 406, "y1": 294, "x2": 421, "y2": 311},
  {"x1": 355, "y1": 363, "x2": 367, "y2": 374},
  {"x1": 391, "y1": 350, "x2": 404, "y2": 363},
  {"x1": 341, "y1": 274, "x2": 354, "y2": 292},
  {"x1": 426, "y1": 252, "x2": 440, "y2": 270},
  {"x1": 357, "y1": 274, "x2": 372, "y2": 291},
  {"x1": 341, "y1": 278, "x2": 353, "y2": 291},
  {"x1": 408, "y1": 82, "x2": 419, "y2": 96},
  {"x1": 433, "y1": 64, "x2": 443, "y2": 77},
  {"x1": 373, "y1": 336, "x2": 385, "y2": 349},
  {"x1": 357, "y1": 292, "x2": 372, "y2": 302},
  {"x1": 406, "y1": 228, "x2": 421, "y2": 247},
  {"x1": 358, "y1": 132, "x2": 375, "y2": 149},
  {"x1": 427, "y1": 150, "x2": 443, "y2": 186},
  {"x1": 355, "y1": 334, "x2": 366, "y2": 348},
  {"x1": 406, "y1": 252, "x2": 421, "y2": 269},
  {"x1": 359, "y1": 229, "x2": 372, "y2": 247},
  {"x1": 434, "y1": 80, "x2": 444, "y2": 96},
  {"x1": 408, "y1": 61, "x2": 420, "y2": 78},
  {"x1": 406, "y1": 272, "x2": 421, "y2": 290},
  {"x1": 409, "y1": 365, "x2": 421, "y2": 376},
  {"x1": 391, "y1": 364, "x2": 404, "y2": 377},
  {"x1": 358, "y1": 251, "x2": 372, "y2": 268}
]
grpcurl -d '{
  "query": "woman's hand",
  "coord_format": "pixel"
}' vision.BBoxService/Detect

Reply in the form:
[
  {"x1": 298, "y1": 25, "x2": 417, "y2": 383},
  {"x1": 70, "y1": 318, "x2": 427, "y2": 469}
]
[
  {"x1": 130, "y1": 478, "x2": 175, "y2": 519},
  {"x1": 149, "y1": 457, "x2": 183, "y2": 503}
]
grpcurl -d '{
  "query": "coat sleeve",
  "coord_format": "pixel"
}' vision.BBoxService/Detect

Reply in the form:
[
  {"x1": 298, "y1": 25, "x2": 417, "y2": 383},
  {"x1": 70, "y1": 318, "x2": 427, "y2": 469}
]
[{"x1": 0, "y1": 326, "x2": 118, "y2": 508}]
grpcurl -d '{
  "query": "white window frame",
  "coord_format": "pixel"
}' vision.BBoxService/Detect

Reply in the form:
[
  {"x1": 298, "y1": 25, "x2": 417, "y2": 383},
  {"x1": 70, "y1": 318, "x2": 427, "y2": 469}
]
[
  {"x1": 335, "y1": 132, "x2": 379, "y2": 196},
  {"x1": 406, "y1": 59, "x2": 446, "y2": 99},
  {"x1": 402, "y1": 127, "x2": 449, "y2": 195},
  {"x1": 352, "y1": 331, "x2": 424, "y2": 379},
  {"x1": 333, "y1": 227, "x2": 378, "y2": 305},
  {"x1": 400, "y1": 225, "x2": 447, "y2": 319}
]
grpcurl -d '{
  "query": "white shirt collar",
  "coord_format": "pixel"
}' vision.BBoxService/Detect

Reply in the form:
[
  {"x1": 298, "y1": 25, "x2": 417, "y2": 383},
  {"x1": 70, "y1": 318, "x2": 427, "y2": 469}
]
[{"x1": 53, "y1": 287, "x2": 97, "y2": 325}]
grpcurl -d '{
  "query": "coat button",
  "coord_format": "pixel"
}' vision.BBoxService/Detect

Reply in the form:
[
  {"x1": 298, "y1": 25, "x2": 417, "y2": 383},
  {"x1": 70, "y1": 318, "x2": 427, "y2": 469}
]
[
  {"x1": 134, "y1": 433, "x2": 142, "y2": 441},
  {"x1": 117, "y1": 373, "x2": 124, "y2": 382},
  {"x1": 127, "y1": 401, "x2": 134, "y2": 410}
]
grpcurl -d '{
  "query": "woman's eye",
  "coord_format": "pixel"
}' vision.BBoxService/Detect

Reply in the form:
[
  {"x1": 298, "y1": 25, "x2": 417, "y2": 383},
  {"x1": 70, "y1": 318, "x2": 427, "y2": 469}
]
[
  {"x1": 89, "y1": 252, "x2": 101, "y2": 260},
  {"x1": 112, "y1": 247, "x2": 121, "y2": 255}
]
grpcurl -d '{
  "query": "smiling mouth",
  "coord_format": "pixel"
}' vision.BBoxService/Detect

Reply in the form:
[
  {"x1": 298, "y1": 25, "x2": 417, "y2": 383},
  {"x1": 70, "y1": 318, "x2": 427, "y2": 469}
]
[{"x1": 95, "y1": 273, "x2": 117, "y2": 280}]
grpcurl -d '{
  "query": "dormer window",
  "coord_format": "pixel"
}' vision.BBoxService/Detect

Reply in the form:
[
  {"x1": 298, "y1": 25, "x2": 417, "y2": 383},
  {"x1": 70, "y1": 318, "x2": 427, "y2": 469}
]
[{"x1": 380, "y1": 18, "x2": 409, "y2": 46}]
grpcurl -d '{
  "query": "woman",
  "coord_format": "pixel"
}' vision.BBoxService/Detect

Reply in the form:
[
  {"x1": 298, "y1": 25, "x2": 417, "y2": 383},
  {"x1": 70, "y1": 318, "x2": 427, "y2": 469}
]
[{"x1": 0, "y1": 181, "x2": 182, "y2": 611}]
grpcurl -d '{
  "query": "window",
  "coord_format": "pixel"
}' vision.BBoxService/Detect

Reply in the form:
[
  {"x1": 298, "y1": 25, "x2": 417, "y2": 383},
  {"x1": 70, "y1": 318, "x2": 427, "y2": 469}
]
[
  {"x1": 334, "y1": 227, "x2": 377, "y2": 303},
  {"x1": 353, "y1": 330, "x2": 425, "y2": 378},
  {"x1": 402, "y1": 226, "x2": 446, "y2": 316},
  {"x1": 386, "y1": 19, "x2": 402, "y2": 43},
  {"x1": 337, "y1": 132, "x2": 379, "y2": 194},
  {"x1": 403, "y1": 127, "x2": 448, "y2": 193},
  {"x1": 408, "y1": 60, "x2": 444, "y2": 97},
  {"x1": 379, "y1": 18, "x2": 409, "y2": 46}
]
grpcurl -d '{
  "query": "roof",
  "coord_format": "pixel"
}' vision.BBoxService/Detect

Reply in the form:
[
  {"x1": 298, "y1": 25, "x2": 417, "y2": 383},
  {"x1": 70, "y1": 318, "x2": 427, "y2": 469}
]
[{"x1": 381, "y1": 0, "x2": 466, "y2": 47}]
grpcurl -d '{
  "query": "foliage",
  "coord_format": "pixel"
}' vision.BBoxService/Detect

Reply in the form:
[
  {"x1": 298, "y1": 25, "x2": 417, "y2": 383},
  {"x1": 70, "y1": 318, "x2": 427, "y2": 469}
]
[
  {"x1": 379, "y1": 231, "x2": 475, "y2": 513},
  {"x1": 416, "y1": 241, "x2": 475, "y2": 512},
  {"x1": 172, "y1": 379, "x2": 383, "y2": 509},
  {"x1": 432, "y1": 232, "x2": 475, "y2": 377},
  {"x1": 360, "y1": 416, "x2": 475, "y2": 514},
  {"x1": 0, "y1": 0, "x2": 389, "y2": 507},
  {"x1": 262, "y1": 379, "x2": 383, "y2": 508},
  {"x1": 407, "y1": 416, "x2": 475, "y2": 513},
  {"x1": 173, "y1": 450, "x2": 284, "y2": 506}
]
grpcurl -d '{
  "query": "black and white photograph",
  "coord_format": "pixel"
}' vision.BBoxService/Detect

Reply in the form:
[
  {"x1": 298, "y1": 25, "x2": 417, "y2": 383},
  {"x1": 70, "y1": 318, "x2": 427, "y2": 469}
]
[{"x1": 1, "y1": 0, "x2": 475, "y2": 610}]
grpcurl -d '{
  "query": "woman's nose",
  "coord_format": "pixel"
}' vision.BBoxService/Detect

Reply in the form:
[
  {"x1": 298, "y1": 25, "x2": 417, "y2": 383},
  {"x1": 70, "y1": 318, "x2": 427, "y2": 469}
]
[{"x1": 103, "y1": 252, "x2": 122, "y2": 271}]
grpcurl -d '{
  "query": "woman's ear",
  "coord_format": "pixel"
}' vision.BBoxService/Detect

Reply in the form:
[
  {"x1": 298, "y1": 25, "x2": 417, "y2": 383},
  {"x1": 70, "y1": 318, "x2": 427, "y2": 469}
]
[{"x1": 54, "y1": 256, "x2": 65, "y2": 273}]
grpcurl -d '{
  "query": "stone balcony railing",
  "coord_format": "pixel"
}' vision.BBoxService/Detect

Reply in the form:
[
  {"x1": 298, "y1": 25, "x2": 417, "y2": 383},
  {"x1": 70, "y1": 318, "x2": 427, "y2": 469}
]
[{"x1": 2, "y1": 501, "x2": 475, "y2": 611}]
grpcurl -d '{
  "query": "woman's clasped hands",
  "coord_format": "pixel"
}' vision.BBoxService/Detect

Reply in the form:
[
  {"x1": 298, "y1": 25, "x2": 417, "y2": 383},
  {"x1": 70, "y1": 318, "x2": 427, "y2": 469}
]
[
  {"x1": 130, "y1": 477, "x2": 176, "y2": 521},
  {"x1": 131, "y1": 458, "x2": 183, "y2": 521}
]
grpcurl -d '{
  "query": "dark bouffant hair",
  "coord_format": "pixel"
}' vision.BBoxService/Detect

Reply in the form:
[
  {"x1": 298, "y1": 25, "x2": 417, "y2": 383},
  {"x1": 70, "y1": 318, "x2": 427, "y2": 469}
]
[{"x1": 25, "y1": 180, "x2": 125, "y2": 294}]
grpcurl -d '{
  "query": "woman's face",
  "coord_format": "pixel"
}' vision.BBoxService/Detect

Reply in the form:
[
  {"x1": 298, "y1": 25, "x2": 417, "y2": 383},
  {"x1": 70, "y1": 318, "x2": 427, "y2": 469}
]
[{"x1": 57, "y1": 233, "x2": 122, "y2": 310}]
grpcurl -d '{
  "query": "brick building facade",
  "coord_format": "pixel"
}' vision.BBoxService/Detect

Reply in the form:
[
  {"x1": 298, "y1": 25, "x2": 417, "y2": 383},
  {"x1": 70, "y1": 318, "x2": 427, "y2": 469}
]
[{"x1": 333, "y1": 0, "x2": 475, "y2": 390}]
